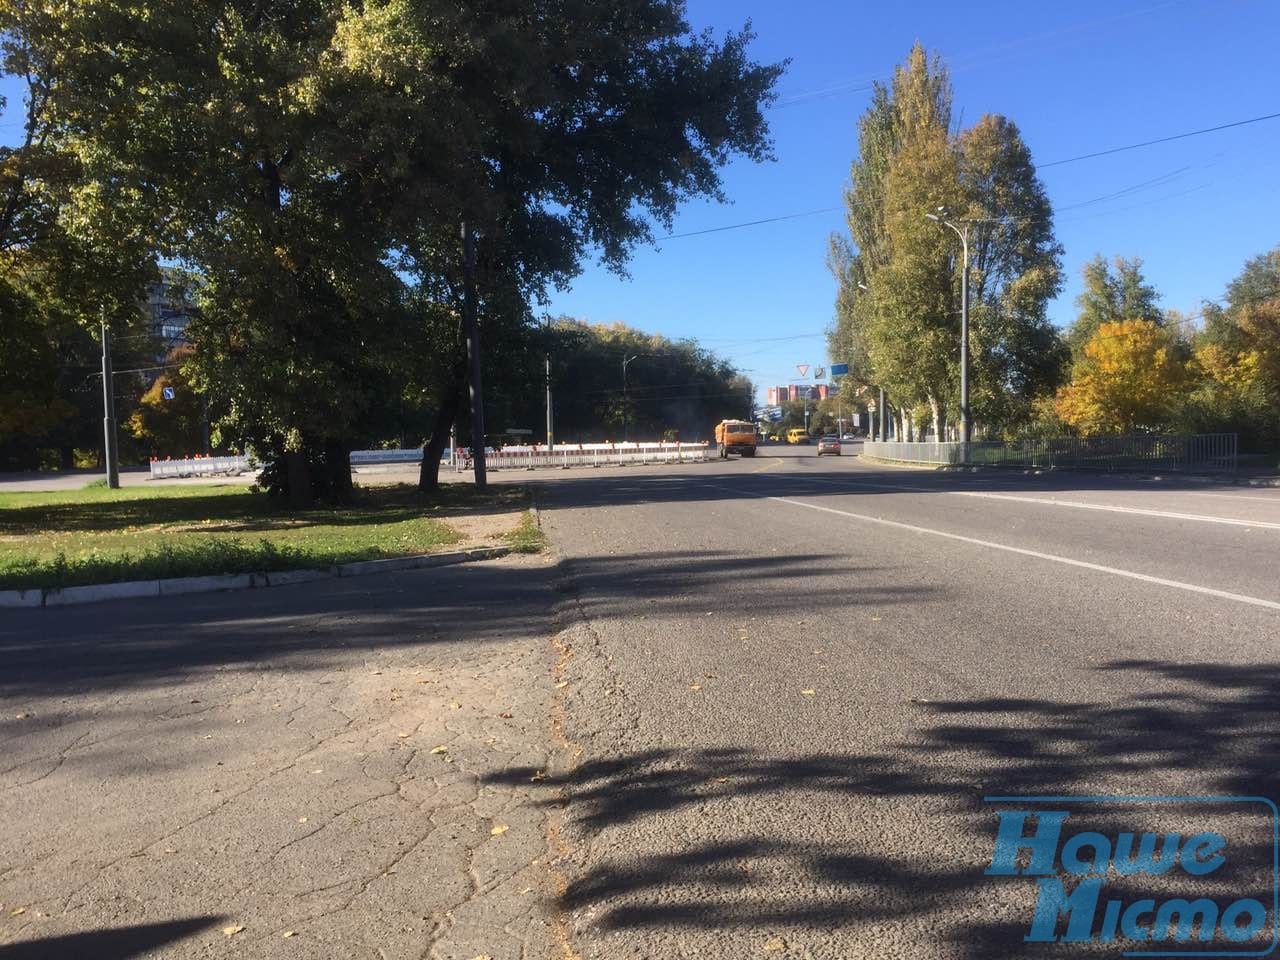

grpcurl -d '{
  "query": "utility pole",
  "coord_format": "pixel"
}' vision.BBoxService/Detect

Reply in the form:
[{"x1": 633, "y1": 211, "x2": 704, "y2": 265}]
[
  {"x1": 545, "y1": 318, "x2": 554, "y2": 452},
  {"x1": 461, "y1": 221, "x2": 487, "y2": 488},
  {"x1": 100, "y1": 316, "x2": 120, "y2": 488},
  {"x1": 622, "y1": 355, "x2": 638, "y2": 442}
]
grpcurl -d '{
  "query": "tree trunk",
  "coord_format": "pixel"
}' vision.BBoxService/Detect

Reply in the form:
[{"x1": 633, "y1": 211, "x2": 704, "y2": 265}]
[
  {"x1": 928, "y1": 395, "x2": 942, "y2": 442},
  {"x1": 419, "y1": 388, "x2": 461, "y2": 493},
  {"x1": 323, "y1": 439, "x2": 353, "y2": 504},
  {"x1": 283, "y1": 450, "x2": 312, "y2": 509}
]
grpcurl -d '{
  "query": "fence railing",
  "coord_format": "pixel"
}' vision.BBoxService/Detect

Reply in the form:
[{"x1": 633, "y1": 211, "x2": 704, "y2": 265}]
[{"x1": 862, "y1": 433, "x2": 1238, "y2": 475}]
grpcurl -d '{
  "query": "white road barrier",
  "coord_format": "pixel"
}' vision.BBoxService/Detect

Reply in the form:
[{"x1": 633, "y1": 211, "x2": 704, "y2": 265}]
[
  {"x1": 149, "y1": 455, "x2": 253, "y2": 478},
  {"x1": 453, "y1": 442, "x2": 711, "y2": 471},
  {"x1": 149, "y1": 442, "x2": 708, "y2": 479}
]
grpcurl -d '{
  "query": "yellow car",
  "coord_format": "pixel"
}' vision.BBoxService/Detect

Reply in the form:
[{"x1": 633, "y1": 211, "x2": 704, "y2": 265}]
[{"x1": 786, "y1": 427, "x2": 810, "y2": 444}]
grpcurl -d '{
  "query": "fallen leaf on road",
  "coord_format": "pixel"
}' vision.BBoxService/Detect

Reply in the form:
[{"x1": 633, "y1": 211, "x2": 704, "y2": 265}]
[
  {"x1": 530, "y1": 770, "x2": 547, "y2": 782},
  {"x1": 222, "y1": 925, "x2": 244, "y2": 937},
  {"x1": 491, "y1": 824, "x2": 508, "y2": 836},
  {"x1": 689, "y1": 684, "x2": 702, "y2": 692},
  {"x1": 11, "y1": 907, "x2": 25, "y2": 916},
  {"x1": 398, "y1": 732, "x2": 410, "y2": 738},
  {"x1": 430, "y1": 745, "x2": 449, "y2": 754},
  {"x1": 763, "y1": 937, "x2": 785, "y2": 952},
  {"x1": 801, "y1": 689, "x2": 816, "y2": 696},
  {"x1": 14, "y1": 713, "x2": 27, "y2": 720},
  {"x1": 311, "y1": 768, "x2": 323, "y2": 774},
  {"x1": 499, "y1": 712, "x2": 513, "y2": 719},
  {"x1": 714, "y1": 777, "x2": 729, "y2": 783},
  {"x1": 469, "y1": 955, "x2": 494, "y2": 960},
  {"x1": 872, "y1": 616, "x2": 882, "y2": 622},
  {"x1": 448, "y1": 702, "x2": 461, "y2": 710},
  {"x1": 554, "y1": 681, "x2": 568, "y2": 689},
  {"x1": 282, "y1": 930, "x2": 296, "y2": 938},
  {"x1": 297, "y1": 817, "x2": 308, "y2": 823}
]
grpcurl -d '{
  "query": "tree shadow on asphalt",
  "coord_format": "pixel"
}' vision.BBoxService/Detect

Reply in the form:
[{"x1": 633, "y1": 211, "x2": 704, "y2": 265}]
[
  {"x1": 485, "y1": 659, "x2": 1280, "y2": 957},
  {"x1": 0, "y1": 915, "x2": 223, "y2": 959},
  {"x1": 525, "y1": 459, "x2": 1263, "y2": 513},
  {"x1": 0, "y1": 550, "x2": 926, "y2": 697}
]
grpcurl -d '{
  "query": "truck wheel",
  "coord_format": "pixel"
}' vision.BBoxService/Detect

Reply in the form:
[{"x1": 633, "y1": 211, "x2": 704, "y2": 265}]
[{"x1": 743, "y1": 448, "x2": 756, "y2": 457}]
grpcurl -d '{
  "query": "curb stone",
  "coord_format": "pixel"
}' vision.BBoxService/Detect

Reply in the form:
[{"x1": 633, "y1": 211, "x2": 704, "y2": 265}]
[
  {"x1": 859, "y1": 454, "x2": 1280, "y2": 487},
  {"x1": 0, "y1": 546, "x2": 512, "y2": 610}
]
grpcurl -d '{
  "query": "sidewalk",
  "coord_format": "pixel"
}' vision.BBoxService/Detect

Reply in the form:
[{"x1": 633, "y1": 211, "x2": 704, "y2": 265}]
[{"x1": 0, "y1": 553, "x2": 570, "y2": 959}]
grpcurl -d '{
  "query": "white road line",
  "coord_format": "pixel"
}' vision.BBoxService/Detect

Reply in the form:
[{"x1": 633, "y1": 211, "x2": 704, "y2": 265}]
[
  {"x1": 706, "y1": 482, "x2": 1280, "y2": 612},
  {"x1": 794, "y1": 475, "x2": 1280, "y2": 530},
  {"x1": 1179, "y1": 490, "x2": 1280, "y2": 503}
]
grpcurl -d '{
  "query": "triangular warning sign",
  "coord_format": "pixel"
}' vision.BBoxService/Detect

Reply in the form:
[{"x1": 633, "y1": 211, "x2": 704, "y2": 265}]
[{"x1": 796, "y1": 364, "x2": 810, "y2": 378}]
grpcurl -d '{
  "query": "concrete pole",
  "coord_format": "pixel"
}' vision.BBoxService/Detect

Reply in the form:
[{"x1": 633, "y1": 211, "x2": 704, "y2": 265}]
[
  {"x1": 959, "y1": 224, "x2": 971, "y2": 445},
  {"x1": 100, "y1": 318, "x2": 119, "y2": 488},
  {"x1": 461, "y1": 221, "x2": 487, "y2": 488}
]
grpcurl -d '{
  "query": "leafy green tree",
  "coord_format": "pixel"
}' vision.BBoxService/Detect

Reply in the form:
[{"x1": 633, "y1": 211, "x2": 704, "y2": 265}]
[
  {"x1": 829, "y1": 44, "x2": 1064, "y2": 440},
  {"x1": 0, "y1": 20, "x2": 161, "y2": 469},
  {"x1": 1065, "y1": 255, "x2": 1163, "y2": 359},
  {"x1": 6, "y1": 1, "x2": 782, "y2": 500},
  {"x1": 530, "y1": 320, "x2": 753, "y2": 443},
  {"x1": 957, "y1": 115, "x2": 1067, "y2": 434},
  {"x1": 1186, "y1": 246, "x2": 1280, "y2": 451}
]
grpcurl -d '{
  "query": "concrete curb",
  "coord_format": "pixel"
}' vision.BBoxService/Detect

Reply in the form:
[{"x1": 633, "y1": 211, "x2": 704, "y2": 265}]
[
  {"x1": 0, "y1": 546, "x2": 512, "y2": 610},
  {"x1": 858, "y1": 454, "x2": 1280, "y2": 487}
]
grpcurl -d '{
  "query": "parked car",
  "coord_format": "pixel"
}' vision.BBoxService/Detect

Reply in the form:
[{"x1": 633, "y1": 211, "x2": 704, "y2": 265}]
[{"x1": 817, "y1": 435, "x2": 841, "y2": 456}]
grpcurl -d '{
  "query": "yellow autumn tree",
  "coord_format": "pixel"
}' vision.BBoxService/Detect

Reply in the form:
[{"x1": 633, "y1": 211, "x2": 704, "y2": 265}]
[{"x1": 1054, "y1": 319, "x2": 1188, "y2": 434}]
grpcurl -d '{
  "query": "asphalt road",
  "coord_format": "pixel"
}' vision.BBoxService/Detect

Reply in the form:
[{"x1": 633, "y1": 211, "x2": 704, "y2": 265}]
[
  {"x1": 4, "y1": 446, "x2": 1280, "y2": 958},
  {"x1": 530, "y1": 445, "x2": 1280, "y2": 958}
]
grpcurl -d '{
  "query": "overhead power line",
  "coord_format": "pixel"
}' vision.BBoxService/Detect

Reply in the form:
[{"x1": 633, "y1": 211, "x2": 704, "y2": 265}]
[
  {"x1": 659, "y1": 207, "x2": 841, "y2": 240},
  {"x1": 659, "y1": 108, "x2": 1278, "y2": 242},
  {"x1": 1039, "y1": 110, "x2": 1280, "y2": 168}
]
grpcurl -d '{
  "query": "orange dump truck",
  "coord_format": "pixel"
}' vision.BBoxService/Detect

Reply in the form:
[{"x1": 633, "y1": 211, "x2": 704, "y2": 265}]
[{"x1": 715, "y1": 419, "x2": 757, "y2": 458}]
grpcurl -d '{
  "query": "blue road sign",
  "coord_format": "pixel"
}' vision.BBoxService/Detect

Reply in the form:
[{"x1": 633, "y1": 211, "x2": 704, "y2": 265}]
[
  {"x1": 830, "y1": 363, "x2": 850, "y2": 376},
  {"x1": 162, "y1": 386, "x2": 175, "y2": 400}
]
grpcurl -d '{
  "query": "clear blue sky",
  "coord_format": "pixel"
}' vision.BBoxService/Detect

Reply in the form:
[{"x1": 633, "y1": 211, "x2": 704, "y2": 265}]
[
  {"x1": 545, "y1": 0, "x2": 1280, "y2": 400},
  {"x1": 3, "y1": 1, "x2": 1277, "y2": 403}
]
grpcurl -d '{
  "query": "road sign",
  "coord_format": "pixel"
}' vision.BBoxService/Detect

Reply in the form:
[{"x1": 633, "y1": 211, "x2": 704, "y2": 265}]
[
  {"x1": 795, "y1": 363, "x2": 809, "y2": 378},
  {"x1": 161, "y1": 386, "x2": 175, "y2": 401},
  {"x1": 830, "y1": 363, "x2": 849, "y2": 376},
  {"x1": 813, "y1": 366, "x2": 826, "y2": 380}
]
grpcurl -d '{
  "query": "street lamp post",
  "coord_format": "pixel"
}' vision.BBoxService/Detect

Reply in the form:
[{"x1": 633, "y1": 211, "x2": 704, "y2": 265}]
[
  {"x1": 622, "y1": 355, "x2": 639, "y2": 442},
  {"x1": 925, "y1": 207, "x2": 971, "y2": 444}
]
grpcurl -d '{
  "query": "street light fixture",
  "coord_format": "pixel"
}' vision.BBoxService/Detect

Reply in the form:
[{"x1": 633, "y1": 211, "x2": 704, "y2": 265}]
[
  {"x1": 622, "y1": 355, "x2": 639, "y2": 442},
  {"x1": 925, "y1": 206, "x2": 971, "y2": 443}
]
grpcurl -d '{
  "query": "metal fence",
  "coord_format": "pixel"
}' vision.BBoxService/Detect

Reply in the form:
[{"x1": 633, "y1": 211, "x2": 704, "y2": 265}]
[{"x1": 862, "y1": 433, "x2": 1238, "y2": 475}]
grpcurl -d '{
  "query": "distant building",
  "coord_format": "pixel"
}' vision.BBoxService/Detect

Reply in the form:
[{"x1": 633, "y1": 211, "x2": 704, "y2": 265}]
[
  {"x1": 145, "y1": 275, "x2": 194, "y2": 349},
  {"x1": 766, "y1": 385, "x2": 791, "y2": 405}
]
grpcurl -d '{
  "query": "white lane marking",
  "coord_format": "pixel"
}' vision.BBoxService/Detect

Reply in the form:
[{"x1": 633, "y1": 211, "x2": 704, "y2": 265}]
[
  {"x1": 1179, "y1": 490, "x2": 1280, "y2": 503},
  {"x1": 794, "y1": 475, "x2": 1280, "y2": 530},
  {"x1": 706, "y1": 482, "x2": 1280, "y2": 612}
]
